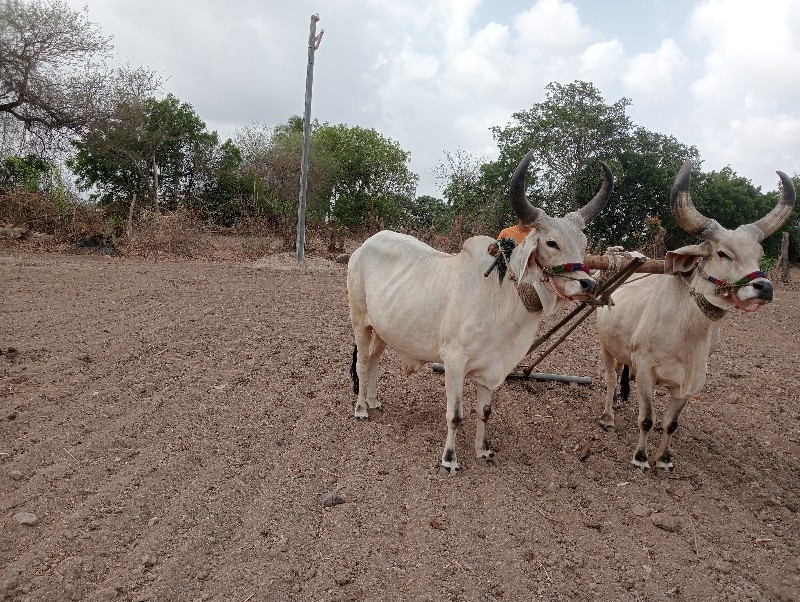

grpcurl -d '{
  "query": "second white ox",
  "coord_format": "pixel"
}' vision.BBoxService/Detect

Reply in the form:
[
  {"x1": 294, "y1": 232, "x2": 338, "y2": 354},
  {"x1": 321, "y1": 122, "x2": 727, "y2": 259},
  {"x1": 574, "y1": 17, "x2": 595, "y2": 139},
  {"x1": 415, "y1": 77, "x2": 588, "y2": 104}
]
[
  {"x1": 596, "y1": 160, "x2": 796, "y2": 471},
  {"x1": 347, "y1": 152, "x2": 613, "y2": 474}
]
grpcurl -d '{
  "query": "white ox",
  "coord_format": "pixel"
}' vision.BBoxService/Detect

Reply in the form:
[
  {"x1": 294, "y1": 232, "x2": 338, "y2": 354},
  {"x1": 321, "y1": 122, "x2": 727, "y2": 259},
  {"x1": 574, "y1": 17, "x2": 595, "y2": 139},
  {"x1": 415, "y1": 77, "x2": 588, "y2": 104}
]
[
  {"x1": 596, "y1": 160, "x2": 796, "y2": 471},
  {"x1": 347, "y1": 152, "x2": 613, "y2": 474}
]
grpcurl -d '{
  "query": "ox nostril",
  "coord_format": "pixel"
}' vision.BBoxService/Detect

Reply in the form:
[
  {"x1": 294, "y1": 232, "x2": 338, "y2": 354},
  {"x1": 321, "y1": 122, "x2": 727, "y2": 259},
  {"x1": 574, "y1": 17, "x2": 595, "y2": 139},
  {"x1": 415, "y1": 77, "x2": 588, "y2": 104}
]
[
  {"x1": 756, "y1": 281, "x2": 773, "y2": 300},
  {"x1": 579, "y1": 278, "x2": 595, "y2": 292}
]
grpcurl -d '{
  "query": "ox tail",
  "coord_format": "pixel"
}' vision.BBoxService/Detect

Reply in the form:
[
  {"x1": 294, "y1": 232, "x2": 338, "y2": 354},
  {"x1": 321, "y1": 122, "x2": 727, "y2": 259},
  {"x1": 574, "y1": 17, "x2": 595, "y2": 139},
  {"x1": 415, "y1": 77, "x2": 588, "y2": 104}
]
[
  {"x1": 620, "y1": 364, "x2": 630, "y2": 402},
  {"x1": 350, "y1": 344, "x2": 359, "y2": 394}
]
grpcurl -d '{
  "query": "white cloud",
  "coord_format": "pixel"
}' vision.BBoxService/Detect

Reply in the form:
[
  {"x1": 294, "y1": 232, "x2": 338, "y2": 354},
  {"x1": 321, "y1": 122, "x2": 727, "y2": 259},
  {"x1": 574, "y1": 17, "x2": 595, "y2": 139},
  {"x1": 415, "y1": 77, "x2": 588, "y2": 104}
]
[
  {"x1": 56, "y1": 0, "x2": 798, "y2": 196},
  {"x1": 579, "y1": 39, "x2": 625, "y2": 93},
  {"x1": 513, "y1": 0, "x2": 594, "y2": 56},
  {"x1": 679, "y1": 0, "x2": 800, "y2": 186},
  {"x1": 622, "y1": 39, "x2": 687, "y2": 102},
  {"x1": 690, "y1": 0, "x2": 800, "y2": 108}
]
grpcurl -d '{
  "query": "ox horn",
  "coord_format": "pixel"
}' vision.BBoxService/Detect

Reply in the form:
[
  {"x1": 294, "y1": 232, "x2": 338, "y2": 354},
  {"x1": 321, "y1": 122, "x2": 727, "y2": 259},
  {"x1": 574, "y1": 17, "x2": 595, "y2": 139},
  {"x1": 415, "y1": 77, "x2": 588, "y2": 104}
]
[
  {"x1": 746, "y1": 171, "x2": 796, "y2": 242},
  {"x1": 509, "y1": 150, "x2": 541, "y2": 225},
  {"x1": 671, "y1": 160, "x2": 716, "y2": 238},
  {"x1": 574, "y1": 161, "x2": 614, "y2": 226}
]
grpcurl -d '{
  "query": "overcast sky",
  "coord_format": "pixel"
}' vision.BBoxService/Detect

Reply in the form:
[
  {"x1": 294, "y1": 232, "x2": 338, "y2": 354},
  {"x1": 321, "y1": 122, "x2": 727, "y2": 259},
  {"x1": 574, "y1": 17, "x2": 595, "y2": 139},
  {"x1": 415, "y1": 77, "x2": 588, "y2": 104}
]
[{"x1": 64, "y1": 0, "x2": 800, "y2": 197}]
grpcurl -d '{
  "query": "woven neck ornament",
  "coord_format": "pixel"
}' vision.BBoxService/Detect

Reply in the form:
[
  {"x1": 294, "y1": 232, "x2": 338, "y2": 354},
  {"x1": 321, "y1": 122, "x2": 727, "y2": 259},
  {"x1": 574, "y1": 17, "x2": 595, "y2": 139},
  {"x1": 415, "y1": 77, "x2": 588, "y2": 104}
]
[{"x1": 486, "y1": 238, "x2": 543, "y2": 312}]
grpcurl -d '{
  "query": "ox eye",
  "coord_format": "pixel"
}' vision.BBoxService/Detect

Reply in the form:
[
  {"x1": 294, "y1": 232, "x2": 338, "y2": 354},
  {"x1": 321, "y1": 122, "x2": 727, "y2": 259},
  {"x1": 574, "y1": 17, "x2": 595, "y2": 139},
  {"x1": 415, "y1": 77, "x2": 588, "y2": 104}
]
[
  {"x1": 546, "y1": 240, "x2": 559, "y2": 249},
  {"x1": 717, "y1": 250, "x2": 730, "y2": 259}
]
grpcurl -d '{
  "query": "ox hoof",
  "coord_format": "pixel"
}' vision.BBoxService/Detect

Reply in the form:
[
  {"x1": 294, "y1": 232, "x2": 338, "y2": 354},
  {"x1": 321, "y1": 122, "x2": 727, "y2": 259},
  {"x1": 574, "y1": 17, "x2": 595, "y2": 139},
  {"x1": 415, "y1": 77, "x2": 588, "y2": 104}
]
[
  {"x1": 438, "y1": 464, "x2": 462, "y2": 478},
  {"x1": 597, "y1": 415, "x2": 615, "y2": 431},
  {"x1": 630, "y1": 457, "x2": 650, "y2": 472},
  {"x1": 655, "y1": 461, "x2": 674, "y2": 473},
  {"x1": 476, "y1": 449, "x2": 496, "y2": 465}
]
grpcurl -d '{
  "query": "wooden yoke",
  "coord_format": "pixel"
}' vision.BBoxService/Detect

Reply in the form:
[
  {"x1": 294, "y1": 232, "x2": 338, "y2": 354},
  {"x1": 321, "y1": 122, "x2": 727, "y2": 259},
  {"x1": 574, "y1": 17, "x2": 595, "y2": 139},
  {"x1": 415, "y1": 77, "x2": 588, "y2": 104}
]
[{"x1": 585, "y1": 253, "x2": 665, "y2": 274}]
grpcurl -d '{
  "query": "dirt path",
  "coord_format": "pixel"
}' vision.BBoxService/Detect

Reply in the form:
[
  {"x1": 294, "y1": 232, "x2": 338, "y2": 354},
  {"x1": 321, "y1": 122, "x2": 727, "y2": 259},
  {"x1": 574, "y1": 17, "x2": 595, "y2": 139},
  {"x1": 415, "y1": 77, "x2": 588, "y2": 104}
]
[{"x1": 1, "y1": 250, "x2": 798, "y2": 601}]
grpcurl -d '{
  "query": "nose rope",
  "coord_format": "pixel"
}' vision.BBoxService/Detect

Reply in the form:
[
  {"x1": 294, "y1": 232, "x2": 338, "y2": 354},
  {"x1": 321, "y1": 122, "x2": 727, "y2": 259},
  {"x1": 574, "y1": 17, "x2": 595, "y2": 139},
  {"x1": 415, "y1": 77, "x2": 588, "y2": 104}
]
[
  {"x1": 679, "y1": 260, "x2": 767, "y2": 317},
  {"x1": 534, "y1": 256, "x2": 592, "y2": 300},
  {"x1": 697, "y1": 266, "x2": 766, "y2": 296}
]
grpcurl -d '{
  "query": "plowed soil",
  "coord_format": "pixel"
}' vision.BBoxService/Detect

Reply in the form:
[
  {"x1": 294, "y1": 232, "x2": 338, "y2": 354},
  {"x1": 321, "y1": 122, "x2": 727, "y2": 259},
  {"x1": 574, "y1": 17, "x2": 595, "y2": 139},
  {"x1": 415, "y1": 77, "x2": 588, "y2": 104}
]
[{"x1": 1, "y1": 244, "x2": 798, "y2": 602}]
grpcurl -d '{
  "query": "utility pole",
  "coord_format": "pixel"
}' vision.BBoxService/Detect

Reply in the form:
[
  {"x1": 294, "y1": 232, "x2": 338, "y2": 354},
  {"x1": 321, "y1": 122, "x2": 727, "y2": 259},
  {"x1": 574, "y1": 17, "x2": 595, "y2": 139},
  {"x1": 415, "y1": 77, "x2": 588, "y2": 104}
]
[{"x1": 296, "y1": 13, "x2": 324, "y2": 262}]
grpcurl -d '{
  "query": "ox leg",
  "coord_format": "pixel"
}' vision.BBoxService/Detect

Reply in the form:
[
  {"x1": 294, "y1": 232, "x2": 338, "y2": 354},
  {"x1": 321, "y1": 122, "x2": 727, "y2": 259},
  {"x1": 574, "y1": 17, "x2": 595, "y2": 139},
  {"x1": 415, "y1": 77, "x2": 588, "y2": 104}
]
[
  {"x1": 353, "y1": 327, "x2": 384, "y2": 420},
  {"x1": 654, "y1": 395, "x2": 690, "y2": 472},
  {"x1": 597, "y1": 349, "x2": 618, "y2": 430},
  {"x1": 632, "y1": 370, "x2": 655, "y2": 471},
  {"x1": 365, "y1": 332, "x2": 386, "y2": 411},
  {"x1": 474, "y1": 384, "x2": 496, "y2": 464},
  {"x1": 439, "y1": 362, "x2": 466, "y2": 477}
]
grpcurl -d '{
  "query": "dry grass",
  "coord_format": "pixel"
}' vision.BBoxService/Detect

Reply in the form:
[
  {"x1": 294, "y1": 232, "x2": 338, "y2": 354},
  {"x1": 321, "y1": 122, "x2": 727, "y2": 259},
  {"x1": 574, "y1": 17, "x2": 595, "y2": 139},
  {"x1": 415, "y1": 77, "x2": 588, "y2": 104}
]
[{"x1": 122, "y1": 209, "x2": 202, "y2": 258}]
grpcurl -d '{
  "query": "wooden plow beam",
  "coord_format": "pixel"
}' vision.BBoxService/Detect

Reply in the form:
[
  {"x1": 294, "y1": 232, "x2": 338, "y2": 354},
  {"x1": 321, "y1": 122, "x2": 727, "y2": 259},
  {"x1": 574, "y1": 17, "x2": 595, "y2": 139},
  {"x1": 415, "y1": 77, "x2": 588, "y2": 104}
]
[
  {"x1": 518, "y1": 254, "x2": 649, "y2": 380},
  {"x1": 585, "y1": 253, "x2": 665, "y2": 274},
  {"x1": 432, "y1": 253, "x2": 658, "y2": 385}
]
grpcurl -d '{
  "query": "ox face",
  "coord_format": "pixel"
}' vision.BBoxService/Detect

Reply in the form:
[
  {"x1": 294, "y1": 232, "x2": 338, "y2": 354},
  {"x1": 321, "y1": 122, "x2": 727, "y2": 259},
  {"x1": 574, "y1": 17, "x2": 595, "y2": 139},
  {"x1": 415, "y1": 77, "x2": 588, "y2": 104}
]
[
  {"x1": 509, "y1": 151, "x2": 613, "y2": 303},
  {"x1": 667, "y1": 160, "x2": 795, "y2": 314},
  {"x1": 515, "y1": 215, "x2": 597, "y2": 301},
  {"x1": 666, "y1": 229, "x2": 772, "y2": 312}
]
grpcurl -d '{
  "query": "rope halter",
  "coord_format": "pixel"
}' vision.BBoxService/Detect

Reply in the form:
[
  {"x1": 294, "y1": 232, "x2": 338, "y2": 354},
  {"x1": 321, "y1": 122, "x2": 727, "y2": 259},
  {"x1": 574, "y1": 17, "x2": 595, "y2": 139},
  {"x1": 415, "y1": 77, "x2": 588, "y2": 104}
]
[
  {"x1": 485, "y1": 238, "x2": 592, "y2": 309},
  {"x1": 680, "y1": 260, "x2": 767, "y2": 317},
  {"x1": 534, "y1": 256, "x2": 590, "y2": 301},
  {"x1": 698, "y1": 264, "x2": 768, "y2": 313}
]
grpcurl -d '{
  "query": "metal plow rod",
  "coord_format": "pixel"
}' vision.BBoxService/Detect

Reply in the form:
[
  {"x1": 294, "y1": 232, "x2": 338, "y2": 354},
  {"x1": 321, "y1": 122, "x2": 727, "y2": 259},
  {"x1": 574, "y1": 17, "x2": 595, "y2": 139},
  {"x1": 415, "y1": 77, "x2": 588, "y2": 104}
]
[{"x1": 430, "y1": 363, "x2": 592, "y2": 385}]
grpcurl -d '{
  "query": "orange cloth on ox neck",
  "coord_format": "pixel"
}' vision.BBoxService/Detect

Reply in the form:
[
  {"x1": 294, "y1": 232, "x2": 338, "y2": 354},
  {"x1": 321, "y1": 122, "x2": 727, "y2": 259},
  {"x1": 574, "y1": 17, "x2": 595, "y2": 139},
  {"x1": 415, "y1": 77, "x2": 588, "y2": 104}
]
[{"x1": 497, "y1": 222, "x2": 532, "y2": 244}]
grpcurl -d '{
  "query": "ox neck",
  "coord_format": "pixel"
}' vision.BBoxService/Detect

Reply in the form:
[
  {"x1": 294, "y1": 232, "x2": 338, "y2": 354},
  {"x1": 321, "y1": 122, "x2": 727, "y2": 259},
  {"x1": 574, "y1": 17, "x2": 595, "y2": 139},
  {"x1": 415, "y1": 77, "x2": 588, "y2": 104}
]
[
  {"x1": 680, "y1": 270, "x2": 727, "y2": 322},
  {"x1": 487, "y1": 239, "x2": 544, "y2": 313}
]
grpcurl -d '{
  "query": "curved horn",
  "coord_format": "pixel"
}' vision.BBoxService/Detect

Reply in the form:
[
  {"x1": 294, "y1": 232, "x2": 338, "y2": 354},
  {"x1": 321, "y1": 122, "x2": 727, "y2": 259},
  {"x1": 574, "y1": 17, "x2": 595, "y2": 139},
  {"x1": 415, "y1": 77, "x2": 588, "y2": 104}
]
[
  {"x1": 574, "y1": 161, "x2": 614, "y2": 226},
  {"x1": 670, "y1": 160, "x2": 714, "y2": 238},
  {"x1": 748, "y1": 171, "x2": 796, "y2": 241},
  {"x1": 509, "y1": 150, "x2": 540, "y2": 225}
]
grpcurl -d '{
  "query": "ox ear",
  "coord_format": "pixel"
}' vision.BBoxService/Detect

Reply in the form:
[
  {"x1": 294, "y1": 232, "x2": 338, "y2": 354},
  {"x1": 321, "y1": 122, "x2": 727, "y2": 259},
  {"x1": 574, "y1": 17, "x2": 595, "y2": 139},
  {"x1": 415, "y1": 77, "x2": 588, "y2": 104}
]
[
  {"x1": 664, "y1": 242, "x2": 711, "y2": 275},
  {"x1": 517, "y1": 228, "x2": 540, "y2": 281}
]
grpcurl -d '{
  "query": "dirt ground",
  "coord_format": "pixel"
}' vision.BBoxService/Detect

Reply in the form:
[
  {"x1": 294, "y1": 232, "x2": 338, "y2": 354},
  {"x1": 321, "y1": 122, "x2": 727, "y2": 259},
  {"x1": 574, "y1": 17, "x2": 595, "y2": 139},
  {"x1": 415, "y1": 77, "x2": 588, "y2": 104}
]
[{"x1": 1, "y1": 240, "x2": 798, "y2": 602}]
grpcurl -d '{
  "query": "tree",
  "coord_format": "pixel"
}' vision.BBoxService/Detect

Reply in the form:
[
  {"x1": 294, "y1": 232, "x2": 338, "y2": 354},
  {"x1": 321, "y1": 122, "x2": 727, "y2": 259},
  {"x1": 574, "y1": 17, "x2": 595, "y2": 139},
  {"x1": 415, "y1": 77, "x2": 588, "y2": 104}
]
[
  {"x1": 407, "y1": 194, "x2": 452, "y2": 232},
  {"x1": 491, "y1": 81, "x2": 632, "y2": 215},
  {"x1": 68, "y1": 93, "x2": 221, "y2": 212},
  {"x1": 0, "y1": 0, "x2": 112, "y2": 148},
  {"x1": 434, "y1": 149, "x2": 507, "y2": 236},
  {"x1": 312, "y1": 124, "x2": 418, "y2": 229},
  {"x1": 0, "y1": 152, "x2": 50, "y2": 192},
  {"x1": 692, "y1": 167, "x2": 800, "y2": 260},
  {"x1": 233, "y1": 119, "x2": 332, "y2": 238},
  {"x1": 192, "y1": 138, "x2": 244, "y2": 226},
  {"x1": 604, "y1": 128, "x2": 701, "y2": 249}
]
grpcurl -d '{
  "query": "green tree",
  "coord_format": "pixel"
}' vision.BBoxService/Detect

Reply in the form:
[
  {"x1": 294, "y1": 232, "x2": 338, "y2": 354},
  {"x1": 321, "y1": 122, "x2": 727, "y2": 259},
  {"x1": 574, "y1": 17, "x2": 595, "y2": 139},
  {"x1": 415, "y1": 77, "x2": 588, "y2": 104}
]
[
  {"x1": 434, "y1": 149, "x2": 507, "y2": 236},
  {"x1": 605, "y1": 128, "x2": 701, "y2": 248},
  {"x1": 692, "y1": 167, "x2": 799, "y2": 259},
  {"x1": 491, "y1": 81, "x2": 632, "y2": 216},
  {"x1": 313, "y1": 123, "x2": 418, "y2": 229},
  {"x1": 69, "y1": 93, "x2": 219, "y2": 211},
  {"x1": 0, "y1": 153, "x2": 51, "y2": 192},
  {"x1": 407, "y1": 194, "x2": 452, "y2": 232},
  {"x1": 192, "y1": 139, "x2": 246, "y2": 226}
]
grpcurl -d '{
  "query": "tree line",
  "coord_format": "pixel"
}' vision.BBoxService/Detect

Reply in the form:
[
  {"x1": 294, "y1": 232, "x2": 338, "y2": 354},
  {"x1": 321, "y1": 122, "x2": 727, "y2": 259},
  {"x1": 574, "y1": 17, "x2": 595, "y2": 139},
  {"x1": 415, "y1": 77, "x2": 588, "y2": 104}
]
[{"x1": 1, "y1": 0, "x2": 797, "y2": 259}]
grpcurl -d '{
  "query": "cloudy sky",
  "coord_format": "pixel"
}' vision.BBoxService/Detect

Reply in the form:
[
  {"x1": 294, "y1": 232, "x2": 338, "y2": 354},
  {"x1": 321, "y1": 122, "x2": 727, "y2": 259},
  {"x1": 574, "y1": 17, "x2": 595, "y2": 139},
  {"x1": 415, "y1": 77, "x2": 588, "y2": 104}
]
[{"x1": 64, "y1": 0, "x2": 800, "y2": 197}]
